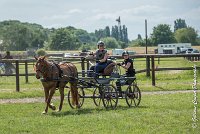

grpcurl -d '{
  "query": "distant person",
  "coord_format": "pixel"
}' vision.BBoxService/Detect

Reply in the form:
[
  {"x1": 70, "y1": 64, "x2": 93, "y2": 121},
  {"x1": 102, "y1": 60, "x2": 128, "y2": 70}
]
[
  {"x1": 3, "y1": 51, "x2": 15, "y2": 74},
  {"x1": 0, "y1": 54, "x2": 4, "y2": 69},
  {"x1": 3, "y1": 51, "x2": 13, "y2": 59}
]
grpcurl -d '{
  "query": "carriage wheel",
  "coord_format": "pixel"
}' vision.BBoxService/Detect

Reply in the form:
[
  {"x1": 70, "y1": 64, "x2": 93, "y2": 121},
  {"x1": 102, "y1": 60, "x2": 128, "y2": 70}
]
[
  {"x1": 125, "y1": 84, "x2": 141, "y2": 107},
  {"x1": 93, "y1": 87, "x2": 103, "y2": 106},
  {"x1": 67, "y1": 87, "x2": 85, "y2": 109},
  {"x1": 102, "y1": 85, "x2": 118, "y2": 109}
]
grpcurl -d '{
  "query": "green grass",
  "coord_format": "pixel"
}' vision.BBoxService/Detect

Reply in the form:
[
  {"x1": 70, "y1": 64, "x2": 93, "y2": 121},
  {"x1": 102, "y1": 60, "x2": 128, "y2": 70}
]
[{"x1": 0, "y1": 93, "x2": 199, "y2": 134}]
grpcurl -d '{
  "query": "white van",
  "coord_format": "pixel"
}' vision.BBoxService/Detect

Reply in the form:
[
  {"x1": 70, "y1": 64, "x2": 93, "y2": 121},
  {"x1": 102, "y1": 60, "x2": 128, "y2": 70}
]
[{"x1": 112, "y1": 49, "x2": 124, "y2": 56}]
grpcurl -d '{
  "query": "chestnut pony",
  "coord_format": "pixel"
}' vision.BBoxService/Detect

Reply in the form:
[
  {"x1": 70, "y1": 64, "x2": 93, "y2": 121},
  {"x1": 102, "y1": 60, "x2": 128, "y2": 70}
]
[{"x1": 34, "y1": 56, "x2": 79, "y2": 114}]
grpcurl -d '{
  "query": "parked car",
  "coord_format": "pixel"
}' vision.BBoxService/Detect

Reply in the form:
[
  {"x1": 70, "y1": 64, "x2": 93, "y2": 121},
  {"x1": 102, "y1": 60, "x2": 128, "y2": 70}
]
[
  {"x1": 73, "y1": 53, "x2": 79, "y2": 56},
  {"x1": 64, "y1": 53, "x2": 71, "y2": 57},
  {"x1": 186, "y1": 49, "x2": 199, "y2": 54}
]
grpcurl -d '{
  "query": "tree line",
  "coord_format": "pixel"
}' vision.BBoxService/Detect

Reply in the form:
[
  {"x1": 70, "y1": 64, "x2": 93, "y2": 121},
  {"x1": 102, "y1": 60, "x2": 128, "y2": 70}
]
[
  {"x1": 0, "y1": 20, "x2": 128, "y2": 51},
  {"x1": 131, "y1": 18, "x2": 200, "y2": 46},
  {"x1": 0, "y1": 19, "x2": 199, "y2": 51}
]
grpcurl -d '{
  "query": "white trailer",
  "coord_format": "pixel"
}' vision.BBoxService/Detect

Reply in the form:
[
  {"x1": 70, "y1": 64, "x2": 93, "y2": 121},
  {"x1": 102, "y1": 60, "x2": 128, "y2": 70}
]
[
  {"x1": 158, "y1": 43, "x2": 191, "y2": 54},
  {"x1": 112, "y1": 49, "x2": 124, "y2": 56}
]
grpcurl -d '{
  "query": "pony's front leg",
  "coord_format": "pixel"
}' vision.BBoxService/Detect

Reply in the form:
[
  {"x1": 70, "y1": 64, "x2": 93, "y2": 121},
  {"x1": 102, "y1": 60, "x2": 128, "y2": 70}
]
[
  {"x1": 57, "y1": 87, "x2": 64, "y2": 112},
  {"x1": 43, "y1": 88, "x2": 56, "y2": 114},
  {"x1": 42, "y1": 88, "x2": 49, "y2": 114},
  {"x1": 48, "y1": 88, "x2": 56, "y2": 110}
]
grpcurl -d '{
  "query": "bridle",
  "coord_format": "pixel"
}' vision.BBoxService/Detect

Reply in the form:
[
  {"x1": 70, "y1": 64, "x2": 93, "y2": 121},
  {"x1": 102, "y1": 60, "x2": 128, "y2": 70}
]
[{"x1": 34, "y1": 59, "x2": 50, "y2": 78}]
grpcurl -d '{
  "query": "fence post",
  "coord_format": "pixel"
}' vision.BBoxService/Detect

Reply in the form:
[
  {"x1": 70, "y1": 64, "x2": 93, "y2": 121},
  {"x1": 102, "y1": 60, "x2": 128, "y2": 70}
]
[
  {"x1": 151, "y1": 56, "x2": 155, "y2": 86},
  {"x1": 146, "y1": 56, "x2": 150, "y2": 77},
  {"x1": 86, "y1": 60, "x2": 90, "y2": 71},
  {"x1": 15, "y1": 60, "x2": 20, "y2": 92},
  {"x1": 81, "y1": 58, "x2": 85, "y2": 77},
  {"x1": 25, "y1": 61, "x2": 28, "y2": 83}
]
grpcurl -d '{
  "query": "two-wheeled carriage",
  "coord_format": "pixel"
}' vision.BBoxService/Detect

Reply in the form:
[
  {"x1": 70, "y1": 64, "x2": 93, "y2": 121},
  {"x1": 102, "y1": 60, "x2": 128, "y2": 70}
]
[{"x1": 66, "y1": 63, "x2": 141, "y2": 109}]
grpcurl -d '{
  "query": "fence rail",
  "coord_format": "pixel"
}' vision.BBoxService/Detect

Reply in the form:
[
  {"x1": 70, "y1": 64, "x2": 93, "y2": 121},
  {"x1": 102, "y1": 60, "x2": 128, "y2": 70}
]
[{"x1": 0, "y1": 53, "x2": 200, "y2": 91}]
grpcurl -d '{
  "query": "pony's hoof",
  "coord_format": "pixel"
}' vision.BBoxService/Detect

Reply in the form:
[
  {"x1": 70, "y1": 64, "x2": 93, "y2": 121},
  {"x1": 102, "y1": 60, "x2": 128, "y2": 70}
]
[
  {"x1": 42, "y1": 111, "x2": 47, "y2": 114},
  {"x1": 50, "y1": 103, "x2": 56, "y2": 110},
  {"x1": 56, "y1": 109, "x2": 61, "y2": 112}
]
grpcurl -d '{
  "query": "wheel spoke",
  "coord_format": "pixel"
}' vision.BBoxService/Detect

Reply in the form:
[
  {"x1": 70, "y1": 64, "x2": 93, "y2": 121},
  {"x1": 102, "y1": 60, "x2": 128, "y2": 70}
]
[
  {"x1": 110, "y1": 99, "x2": 113, "y2": 107},
  {"x1": 126, "y1": 84, "x2": 141, "y2": 107},
  {"x1": 93, "y1": 88, "x2": 102, "y2": 106},
  {"x1": 98, "y1": 98, "x2": 102, "y2": 105},
  {"x1": 102, "y1": 85, "x2": 118, "y2": 108}
]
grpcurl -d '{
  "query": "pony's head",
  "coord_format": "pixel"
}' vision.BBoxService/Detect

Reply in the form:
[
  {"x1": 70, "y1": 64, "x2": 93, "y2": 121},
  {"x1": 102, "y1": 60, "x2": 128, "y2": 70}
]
[{"x1": 34, "y1": 56, "x2": 48, "y2": 79}]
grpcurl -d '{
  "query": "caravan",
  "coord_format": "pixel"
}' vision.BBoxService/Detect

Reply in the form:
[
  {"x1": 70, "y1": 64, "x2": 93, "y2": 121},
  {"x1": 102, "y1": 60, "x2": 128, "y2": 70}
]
[{"x1": 158, "y1": 43, "x2": 191, "y2": 54}]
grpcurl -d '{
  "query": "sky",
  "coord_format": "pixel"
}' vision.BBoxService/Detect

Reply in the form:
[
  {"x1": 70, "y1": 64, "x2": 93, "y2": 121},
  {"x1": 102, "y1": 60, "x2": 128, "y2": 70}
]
[{"x1": 0, "y1": 0, "x2": 200, "y2": 40}]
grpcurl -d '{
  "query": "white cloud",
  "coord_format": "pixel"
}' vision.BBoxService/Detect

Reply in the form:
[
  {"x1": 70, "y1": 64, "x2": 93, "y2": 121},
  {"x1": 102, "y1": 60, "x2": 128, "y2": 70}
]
[{"x1": 68, "y1": 9, "x2": 82, "y2": 14}]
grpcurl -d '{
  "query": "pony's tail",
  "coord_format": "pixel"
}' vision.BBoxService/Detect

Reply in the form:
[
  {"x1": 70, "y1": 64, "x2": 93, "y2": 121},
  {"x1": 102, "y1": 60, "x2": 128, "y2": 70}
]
[
  {"x1": 69, "y1": 63, "x2": 79, "y2": 106},
  {"x1": 69, "y1": 82, "x2": 79, "y2": 106}
]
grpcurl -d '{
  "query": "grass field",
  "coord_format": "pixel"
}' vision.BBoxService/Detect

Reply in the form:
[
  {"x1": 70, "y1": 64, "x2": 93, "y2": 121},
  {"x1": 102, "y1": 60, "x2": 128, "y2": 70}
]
[{"x1": 0, "y1": 93, "x2": 199, "y2": 134}]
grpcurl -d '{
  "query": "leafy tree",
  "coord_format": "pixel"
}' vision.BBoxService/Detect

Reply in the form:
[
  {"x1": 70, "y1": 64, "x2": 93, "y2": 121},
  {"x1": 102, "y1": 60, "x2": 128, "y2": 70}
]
[
  {"x1": 174, "y1": 27, "x2": 198, "y2": 45},
  {"x1": 137, "y1": 34, "x2": 142, "y2": 40},
  {"x1": 174, "y1": 18, "x2": 187, "y2": 32},
  {"x1": 122, "y1": 25, "x2": 128, "y2": 44},
  {"x1": 105, "y1": 26, "x2": 110, "y2": 37},
  {"x1": 49, "y1": 28, "x2": 81, "y2": 50},
  {"x1": 119, "y1": 25, "x2": 123, "y2": 41},
  {"x1": 95, "y1": 25, "x2": 129, "y2": 47},
  {"x1": 101, "y1": 37, "x2": 119, "y2": 49},
  {"x1": 36, "y1": 49, "x2": 46, "y2": 56},
  {"x1": 111, "y1": 26, "x2": 119, "y2": 40},
  {"x1": 95, "y1": 29, "x2": 106, "y2": 40},
  {"x1": 150, "y1": 24, "x2": 175, "y2": 45},
  {"x1": 74, "y1": 29, "x2": 91, "y2": 43},
  {"x1": 0, "y1": 20, "x2": 48, "y2": 51},
  {"x1": 196, "y1": 36, "x2": 200, "y2": 45},
  {"x1": 130, "y1": 37, "x2": 146, "y2": 47}
]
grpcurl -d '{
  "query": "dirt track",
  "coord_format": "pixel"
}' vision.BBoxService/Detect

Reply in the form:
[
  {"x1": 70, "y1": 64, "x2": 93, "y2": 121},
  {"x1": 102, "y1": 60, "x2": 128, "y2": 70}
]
[{"x1": 0, "y1": 90, "x2": 199, "y2": 104}]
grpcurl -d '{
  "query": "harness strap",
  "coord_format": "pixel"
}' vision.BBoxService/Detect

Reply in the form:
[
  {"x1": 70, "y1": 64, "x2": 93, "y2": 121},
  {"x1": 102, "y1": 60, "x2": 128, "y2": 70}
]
[
  {"x1": 65, "y1": 63, "x2": 77, "y2": 82},
  {"x1": 53, "y1": 62, "x2": 63, "y2": 78},
  {"x1": 52, "y1": 62, "x2": 63, "y2": 88}
]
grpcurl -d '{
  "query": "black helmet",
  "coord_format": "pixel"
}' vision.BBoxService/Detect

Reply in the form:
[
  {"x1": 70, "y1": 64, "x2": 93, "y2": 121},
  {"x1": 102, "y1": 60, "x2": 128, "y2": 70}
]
[
  {"x1": 97, "y1": 41, "x2": 105, "y2": 48},
  {"x1": 122, "y1": 51, "x2": 129, "y2": 56}
]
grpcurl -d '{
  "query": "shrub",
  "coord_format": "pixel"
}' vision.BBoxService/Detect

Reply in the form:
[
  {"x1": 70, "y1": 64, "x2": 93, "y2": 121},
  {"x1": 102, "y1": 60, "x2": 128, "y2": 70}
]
[{"x1": 36, "y1": 49, "x2": 46, "y2": 56}]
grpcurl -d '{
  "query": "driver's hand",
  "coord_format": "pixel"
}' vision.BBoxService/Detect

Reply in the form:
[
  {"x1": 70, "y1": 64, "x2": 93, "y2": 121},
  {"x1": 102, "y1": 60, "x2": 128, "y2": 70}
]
[{"x1": 89, "y1": 52, "x2": 94, "y2": 56}]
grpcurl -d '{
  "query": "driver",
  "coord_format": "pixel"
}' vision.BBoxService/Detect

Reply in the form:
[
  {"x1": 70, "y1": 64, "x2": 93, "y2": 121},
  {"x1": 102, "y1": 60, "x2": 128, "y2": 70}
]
[{"x1": 88, "y1": 41, "x2": 109, "y2": 77}]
